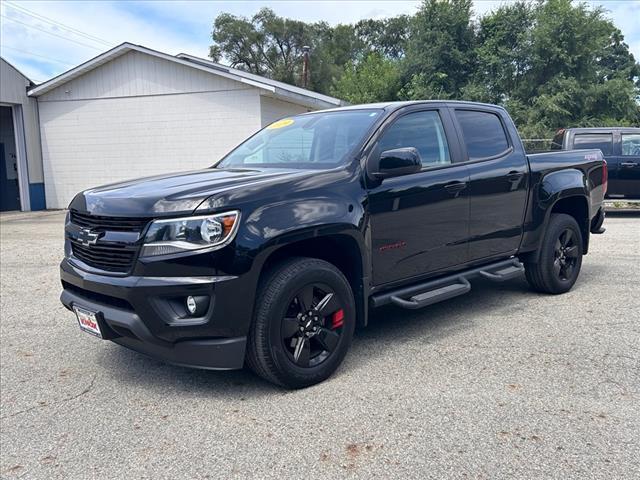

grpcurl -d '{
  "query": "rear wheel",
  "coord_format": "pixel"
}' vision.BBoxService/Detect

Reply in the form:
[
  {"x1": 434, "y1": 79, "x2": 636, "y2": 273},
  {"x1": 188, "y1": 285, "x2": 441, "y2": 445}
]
[
  {"x1": 246, "y1": 257, "x2": 355, "y2": 388},
  {"x1": 524, "y1": 213, "x2": 583, "y2": 294}
]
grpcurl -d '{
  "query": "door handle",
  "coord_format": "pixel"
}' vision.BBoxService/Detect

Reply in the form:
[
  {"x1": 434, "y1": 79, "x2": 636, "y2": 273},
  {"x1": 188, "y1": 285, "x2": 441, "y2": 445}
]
[
  {"x1": 444, "y1": 181, "x2": 467, "y2": 193},
  {"x1": 620, "y1": 161, "x2": 638, "y2": 167},
  {"x1": 507, "y1": 171, "x2": 525, "y2": 180}
]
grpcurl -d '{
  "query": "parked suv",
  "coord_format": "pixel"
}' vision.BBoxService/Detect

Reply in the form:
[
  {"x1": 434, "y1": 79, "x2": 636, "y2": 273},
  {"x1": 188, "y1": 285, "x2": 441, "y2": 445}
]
[
  {"x1": 551, "y1": 127, "x2": 640, "y2": 198},
  {"x1": 61, "y1": 101, "x2": 607, "y2": 388}
]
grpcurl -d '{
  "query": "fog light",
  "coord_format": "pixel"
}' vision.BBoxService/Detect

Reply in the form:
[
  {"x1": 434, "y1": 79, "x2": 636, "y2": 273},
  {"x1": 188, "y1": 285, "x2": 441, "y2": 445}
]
[{"x1": 186, "y1": 296, "x2": 197, "y2": 315}]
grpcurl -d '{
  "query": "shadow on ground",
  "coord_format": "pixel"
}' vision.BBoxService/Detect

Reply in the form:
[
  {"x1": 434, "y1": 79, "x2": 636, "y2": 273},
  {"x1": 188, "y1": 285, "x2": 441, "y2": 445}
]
[{"x1": 94, "y1": 274, "x2": 544, "y2": 395}]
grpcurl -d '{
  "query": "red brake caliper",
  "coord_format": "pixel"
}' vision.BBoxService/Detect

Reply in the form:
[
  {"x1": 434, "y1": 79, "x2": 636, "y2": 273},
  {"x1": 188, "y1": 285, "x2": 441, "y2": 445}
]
[{"x1": 331, "y1": 309, "x2": 344, "y2": 329}]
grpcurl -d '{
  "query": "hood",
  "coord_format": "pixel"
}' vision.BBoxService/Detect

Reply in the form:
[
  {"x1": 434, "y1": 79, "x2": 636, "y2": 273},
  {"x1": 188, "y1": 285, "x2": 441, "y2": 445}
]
[{"x1": 69, "y1": 168, "x2": 310, "y2": 216}]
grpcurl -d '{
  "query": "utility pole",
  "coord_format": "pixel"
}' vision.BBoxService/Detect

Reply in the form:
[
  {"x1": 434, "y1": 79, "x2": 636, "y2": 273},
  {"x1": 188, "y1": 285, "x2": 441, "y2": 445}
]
[{"x1": 302, "y1": 46, "x2": 310, "y2": 88}]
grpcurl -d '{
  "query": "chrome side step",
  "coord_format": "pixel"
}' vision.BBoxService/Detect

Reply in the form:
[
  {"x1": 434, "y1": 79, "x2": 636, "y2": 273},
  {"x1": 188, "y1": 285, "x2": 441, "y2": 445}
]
[{"x1": 371, "y1": 258, "x2": 524, "y2": 310}]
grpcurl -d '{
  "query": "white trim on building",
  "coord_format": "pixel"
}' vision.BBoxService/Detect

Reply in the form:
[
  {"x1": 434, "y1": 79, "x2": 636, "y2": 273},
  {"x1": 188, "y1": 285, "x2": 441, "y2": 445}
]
[{"x1": 28, "y1": 43, "x2": 344, "y2": 110}]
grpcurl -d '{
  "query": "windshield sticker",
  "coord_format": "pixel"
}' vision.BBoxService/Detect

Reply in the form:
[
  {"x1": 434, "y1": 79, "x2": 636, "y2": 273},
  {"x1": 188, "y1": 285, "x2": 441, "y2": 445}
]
[{"x1": 267, "y1": 118, "x2": 294, "y2": 129}]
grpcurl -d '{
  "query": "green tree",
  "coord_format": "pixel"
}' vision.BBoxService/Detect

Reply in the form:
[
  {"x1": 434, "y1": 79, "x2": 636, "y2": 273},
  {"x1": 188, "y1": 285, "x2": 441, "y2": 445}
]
[
  {"x1": 309, "y1": 22, "x2": 363, "y2": 93},
  {"x1": 474, "y1": 0, "x2": 640, "y2": 135},
  {"x1": 209, "y1": 1, "x2": 640, "y2": 134},
  {"x1": 331, "y1": 53, "x2": 402, "y2": 104},
  {"x1": 598, "y1": 30, "x2": 640, "y2": 85},
  {"x1": 465, "y1": 1, "x2": 535, "y2": 103},
  {"x1": 402, "y1": 0, "x2": 475, "y2": 99},
  {"x1": 355, "y1": 16, "x2": 411, "y2": 59},
  {"x1": 210, "y1": 8, "x2": 312, "y2": 85},
  {"x1": 209, "y1": 8, "x2": 361, "y2": 94}
]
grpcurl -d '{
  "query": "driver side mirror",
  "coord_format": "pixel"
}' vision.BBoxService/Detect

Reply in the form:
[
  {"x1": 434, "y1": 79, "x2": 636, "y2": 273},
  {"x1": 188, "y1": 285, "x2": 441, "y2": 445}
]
[{"x1": 373, "y1": 147, "x2": 422, "y2": 179}]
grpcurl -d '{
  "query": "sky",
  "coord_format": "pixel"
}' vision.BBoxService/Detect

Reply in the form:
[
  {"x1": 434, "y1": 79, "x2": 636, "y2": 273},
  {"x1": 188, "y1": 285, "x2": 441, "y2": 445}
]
[{"x1": 1, "y1": 0, "x2": 639, "y2": 84}]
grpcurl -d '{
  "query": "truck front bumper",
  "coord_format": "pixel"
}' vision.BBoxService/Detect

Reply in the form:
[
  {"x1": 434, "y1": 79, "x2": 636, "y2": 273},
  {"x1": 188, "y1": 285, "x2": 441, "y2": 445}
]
[{"x1": 60, "y1": 259, "x2": 247, "y2": 370}]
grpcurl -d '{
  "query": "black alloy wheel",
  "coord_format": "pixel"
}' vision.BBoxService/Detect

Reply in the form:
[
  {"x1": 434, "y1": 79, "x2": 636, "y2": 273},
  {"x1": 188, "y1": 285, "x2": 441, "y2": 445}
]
[
  {"x1": 553, "y1": 228, "x2": 580, "y2": 281},
  {"x1": 281, "y1": 283, "x2": 345, "y2": 368},
  {"x1": 524, "y1": 213, "x2": 583, "y2": 294},
  {"x1": 246, "y1": 257, "x2": 356, "y2": 388}
]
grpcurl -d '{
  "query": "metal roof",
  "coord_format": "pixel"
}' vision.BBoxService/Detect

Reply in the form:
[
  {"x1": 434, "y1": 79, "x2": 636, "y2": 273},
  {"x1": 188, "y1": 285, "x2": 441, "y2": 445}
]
[
  {"x1": 27, "y1": 42, "x2": 345, "y2": 109},
  {"x1": 1, "y1": 56, "x2": 35, "y2": 86},
  {"x1": 176, "y1": 53, "x2": 345, "y2": 108}
]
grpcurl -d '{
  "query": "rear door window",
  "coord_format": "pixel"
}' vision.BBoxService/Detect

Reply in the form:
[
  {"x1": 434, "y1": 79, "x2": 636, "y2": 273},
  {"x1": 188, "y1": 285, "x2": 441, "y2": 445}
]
[
  {"x1": 573, "y1": 134, "x2": 613, "y2": 155},
  {"x1": 621, "y1": 133, "x2": 640, "y2": 156},
  {"x1": 455, "y1": 110, "x2": 510, "y2": 160},
  {"x1": 378, "y1": 110, "x2": 451, "y2": 167}
]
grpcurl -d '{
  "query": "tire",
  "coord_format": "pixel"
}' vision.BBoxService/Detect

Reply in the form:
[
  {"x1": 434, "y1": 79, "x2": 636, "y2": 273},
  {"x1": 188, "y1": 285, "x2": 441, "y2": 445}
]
[
  {"x1": 524, "y1": 213, "x2": 583, "y2": 294},
  {"x1": 246, "y1": 257, "x2": 356, "y2": 388},
  {"x1": 591, "y1": 208, "x2": 605, "y2": 232}
]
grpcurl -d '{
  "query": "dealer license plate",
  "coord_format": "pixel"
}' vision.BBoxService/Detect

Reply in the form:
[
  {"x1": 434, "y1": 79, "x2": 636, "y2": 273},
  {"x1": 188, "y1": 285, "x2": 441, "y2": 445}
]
[{"x1": 74, "y1": 306, "x2": 102, "y2": 338}]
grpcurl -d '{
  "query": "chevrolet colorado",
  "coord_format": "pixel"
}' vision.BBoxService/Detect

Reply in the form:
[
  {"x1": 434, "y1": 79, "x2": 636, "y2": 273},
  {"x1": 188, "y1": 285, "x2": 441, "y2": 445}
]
[{"x1": 60, "y1": 101, "x2": 607, "y2": 388}]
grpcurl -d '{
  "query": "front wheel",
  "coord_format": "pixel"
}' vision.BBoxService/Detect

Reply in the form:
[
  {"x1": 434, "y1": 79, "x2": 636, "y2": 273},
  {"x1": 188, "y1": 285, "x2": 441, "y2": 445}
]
[
  {"x1": 246, "y1": 257, "x2": 356, "y2": 388},
  {"x1": 524, "y1": 213, "x2": 583, "y2": 294}
]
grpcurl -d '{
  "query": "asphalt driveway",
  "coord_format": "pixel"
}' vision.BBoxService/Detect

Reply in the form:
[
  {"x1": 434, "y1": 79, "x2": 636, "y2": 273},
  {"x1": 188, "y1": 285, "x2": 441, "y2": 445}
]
[{"x1": 1, "y1": 210, "x2": 638, "y2": 479}]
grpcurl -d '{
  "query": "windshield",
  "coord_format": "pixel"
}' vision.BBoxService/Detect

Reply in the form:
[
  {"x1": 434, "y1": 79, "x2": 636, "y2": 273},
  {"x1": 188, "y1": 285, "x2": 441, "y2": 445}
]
[{"x1": 216, "y1": 109, "x2": 383, "y2": 169}]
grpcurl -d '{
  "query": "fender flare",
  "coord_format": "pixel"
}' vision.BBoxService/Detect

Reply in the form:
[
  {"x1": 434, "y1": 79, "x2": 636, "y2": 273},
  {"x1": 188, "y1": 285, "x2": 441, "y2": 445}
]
[{"x1": 523, "y1": 169, "x2": 591, "y2": 263}]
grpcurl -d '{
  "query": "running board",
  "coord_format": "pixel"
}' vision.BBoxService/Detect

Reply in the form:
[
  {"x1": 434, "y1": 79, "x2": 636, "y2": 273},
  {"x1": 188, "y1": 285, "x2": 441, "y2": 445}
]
[
  {"x1": 478, "y1": 263, "x2": 524, "y2": 282},
  {"x1": 390, "y1": 278, "x2": 470, "y2": 309},
  {"x1": 371, "y1": 258, "x2": 524, "y2": 310}
]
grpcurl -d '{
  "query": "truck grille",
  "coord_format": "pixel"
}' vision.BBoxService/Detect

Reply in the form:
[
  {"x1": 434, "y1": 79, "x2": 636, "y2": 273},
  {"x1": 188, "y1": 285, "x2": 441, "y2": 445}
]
[
  {"x1": 68, "y1": 211, "x2": 151, "y2": 273},
  {"x1": 70, "y1": 211, "x2": 150, "y2": 232},
  {"x1": 70, "y1": 241, "x2": 139, "y2": 272}
]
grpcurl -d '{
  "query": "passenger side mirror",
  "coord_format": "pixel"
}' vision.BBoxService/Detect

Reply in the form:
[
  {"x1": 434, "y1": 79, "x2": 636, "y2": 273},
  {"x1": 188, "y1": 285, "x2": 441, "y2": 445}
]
[{"x1": 374, "y1": 147, "x2": 422, "y2": 179}]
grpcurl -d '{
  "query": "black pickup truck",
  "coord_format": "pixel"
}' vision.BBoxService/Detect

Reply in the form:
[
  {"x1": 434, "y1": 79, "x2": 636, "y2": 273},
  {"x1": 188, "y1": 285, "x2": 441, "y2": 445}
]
[
  {"x1": 551, "y1": 127, "x2": 640, "y2": 198},
  {"x1": 60, "y1": 101, "x2": 607, "y2": 388}
]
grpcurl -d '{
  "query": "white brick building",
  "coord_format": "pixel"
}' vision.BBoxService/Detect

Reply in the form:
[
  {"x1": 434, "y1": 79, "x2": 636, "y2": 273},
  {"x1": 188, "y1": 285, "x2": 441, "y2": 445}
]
[{"x1": 28, "y1": 43, "x2": 344, "y2": 209}]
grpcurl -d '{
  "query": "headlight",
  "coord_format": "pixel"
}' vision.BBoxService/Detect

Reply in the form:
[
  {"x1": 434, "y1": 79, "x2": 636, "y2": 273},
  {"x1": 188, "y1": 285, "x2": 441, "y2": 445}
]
[{"x1": 140, "y1": 210, "x2": 240, "y2": 258}]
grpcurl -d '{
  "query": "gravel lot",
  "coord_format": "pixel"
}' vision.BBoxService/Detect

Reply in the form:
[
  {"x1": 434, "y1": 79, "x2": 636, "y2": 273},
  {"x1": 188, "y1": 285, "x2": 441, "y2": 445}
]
[{"x1": 1, "y1": 210, "x2": 638, "y2": 479}]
